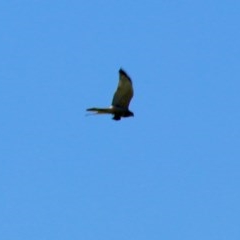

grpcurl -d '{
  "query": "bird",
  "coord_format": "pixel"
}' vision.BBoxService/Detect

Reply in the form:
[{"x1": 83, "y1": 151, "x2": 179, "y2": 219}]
[{"x1": 86, "y1": 68, "x2": 134, "y2": 121}]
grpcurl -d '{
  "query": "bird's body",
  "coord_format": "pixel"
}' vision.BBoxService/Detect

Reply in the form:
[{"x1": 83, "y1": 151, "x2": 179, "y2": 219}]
[{"x1": 87, "y1": 69, "x2": 134, "y2": 121}]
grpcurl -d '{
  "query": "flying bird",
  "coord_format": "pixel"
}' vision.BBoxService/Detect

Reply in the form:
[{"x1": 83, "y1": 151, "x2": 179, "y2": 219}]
[{"x1": 87, "y1": 69, "x2": 134, "y2": 121}]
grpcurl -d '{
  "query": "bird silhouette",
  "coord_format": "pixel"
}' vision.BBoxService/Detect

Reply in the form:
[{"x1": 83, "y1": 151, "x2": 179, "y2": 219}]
[{"x1": 87, "y1": 69, "x2": 134, "y2": 121}]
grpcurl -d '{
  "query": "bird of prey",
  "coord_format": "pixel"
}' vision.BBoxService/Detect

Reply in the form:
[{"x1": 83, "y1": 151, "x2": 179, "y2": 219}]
[{"x1": 87, "y1": 68, "x2": 134, "y2": 121}]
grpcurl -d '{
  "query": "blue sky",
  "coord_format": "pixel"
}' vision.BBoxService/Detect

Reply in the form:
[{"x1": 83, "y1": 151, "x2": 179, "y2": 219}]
[{"x1": 0, "y1": 0, "x2": 240, "y2": 239}]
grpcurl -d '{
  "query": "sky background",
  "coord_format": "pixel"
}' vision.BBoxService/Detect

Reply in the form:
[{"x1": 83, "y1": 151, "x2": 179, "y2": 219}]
[{"x1": 0, "y1": 0, "x2": 240, "y2": 239}]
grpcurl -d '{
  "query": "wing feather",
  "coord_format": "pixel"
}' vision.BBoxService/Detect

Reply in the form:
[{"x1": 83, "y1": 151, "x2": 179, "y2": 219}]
[{"x1": 112, "y1": 69, "x2": 133, "y2": 108}]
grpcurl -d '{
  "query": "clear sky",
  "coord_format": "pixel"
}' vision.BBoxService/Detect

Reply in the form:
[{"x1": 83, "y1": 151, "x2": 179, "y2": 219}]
[{"x1": 0, "y1": 1, "x2": 240, "y2": 239}]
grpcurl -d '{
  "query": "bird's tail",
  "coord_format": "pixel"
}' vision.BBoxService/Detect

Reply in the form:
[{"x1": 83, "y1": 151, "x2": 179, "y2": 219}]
[{"x1": 86, "y1": 107, "x2": 113, "y2": 114}]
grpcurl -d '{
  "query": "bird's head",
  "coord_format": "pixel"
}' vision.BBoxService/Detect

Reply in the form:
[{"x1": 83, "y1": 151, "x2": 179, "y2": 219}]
[{"x1": 125, "y1": 110, "x2": 134, "y2": 118}]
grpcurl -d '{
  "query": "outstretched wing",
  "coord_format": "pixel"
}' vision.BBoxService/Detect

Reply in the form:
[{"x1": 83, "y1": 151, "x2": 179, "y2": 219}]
[
  {"x1": 112, "y1": 69, "x2": 134, "y2": 108},
  {"x1": 86, "y1": 107, "x2": 114, "y2": 114}
]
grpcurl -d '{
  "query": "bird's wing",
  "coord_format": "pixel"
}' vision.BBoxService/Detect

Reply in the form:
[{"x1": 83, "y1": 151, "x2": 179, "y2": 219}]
[
  {"x1": 86, "y1": 107, "x2": 114, "y2": 114},
  {"x1": 111, "y1": 69, "x2": 134, "y2": 108}
]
